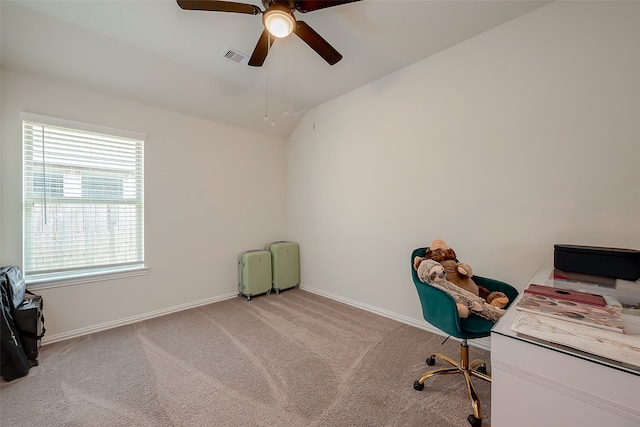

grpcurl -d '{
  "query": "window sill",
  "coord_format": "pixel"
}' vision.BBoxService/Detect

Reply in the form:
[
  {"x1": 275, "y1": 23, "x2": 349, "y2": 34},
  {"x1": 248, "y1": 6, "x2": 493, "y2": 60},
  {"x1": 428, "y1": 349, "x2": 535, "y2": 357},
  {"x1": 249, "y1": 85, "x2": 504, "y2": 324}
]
[{"x1": 26, "y1": 265, "x2": 149, "y2": 290}]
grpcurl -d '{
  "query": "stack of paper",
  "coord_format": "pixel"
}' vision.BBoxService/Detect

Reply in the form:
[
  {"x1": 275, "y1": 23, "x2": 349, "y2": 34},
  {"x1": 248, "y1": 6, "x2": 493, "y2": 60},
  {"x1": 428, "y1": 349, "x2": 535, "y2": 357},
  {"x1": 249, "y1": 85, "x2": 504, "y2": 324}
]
[
  {"x1": 515, "y1": 291, "x2": 624, "y2": 333},
  {"x1": 511, "y1": 312, "x2": 640, "y2": 368},
  {"x1": 511, "y1": 284, "x2": 639, "y2": 367}
]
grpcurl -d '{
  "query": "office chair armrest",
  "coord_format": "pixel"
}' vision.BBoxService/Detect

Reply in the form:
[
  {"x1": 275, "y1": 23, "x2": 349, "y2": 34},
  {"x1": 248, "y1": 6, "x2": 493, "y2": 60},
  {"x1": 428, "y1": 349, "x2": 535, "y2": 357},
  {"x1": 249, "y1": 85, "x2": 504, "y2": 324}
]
[{"x1": 473, "y1": 275, "x2": 519, "y2": 309}]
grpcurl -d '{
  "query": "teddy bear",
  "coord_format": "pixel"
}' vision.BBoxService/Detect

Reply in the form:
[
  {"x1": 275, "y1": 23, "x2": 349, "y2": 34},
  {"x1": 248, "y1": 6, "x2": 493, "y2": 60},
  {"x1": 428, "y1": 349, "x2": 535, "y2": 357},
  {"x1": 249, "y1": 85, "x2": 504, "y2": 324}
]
[
  {"x1": 423, "y1": 237, "x2": 457, "y2": 264},
  {"x1": 440, "y1": 259, "x2": 509, "y2": 308},
  {"x1": 415, "y1": 238, "x2": 509, "y2": 309},
  {"x1": 412, "y1": 237, "x2": 457, "y2": 271},
  {"x1": 416, "y1": 259, "x2": 505, "y2": 322}
]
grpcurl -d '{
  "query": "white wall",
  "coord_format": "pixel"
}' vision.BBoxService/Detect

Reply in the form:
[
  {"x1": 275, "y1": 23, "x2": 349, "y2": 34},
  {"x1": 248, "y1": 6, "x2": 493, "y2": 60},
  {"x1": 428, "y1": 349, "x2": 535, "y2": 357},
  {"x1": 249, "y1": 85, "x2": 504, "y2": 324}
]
[
  {"x1": 287, "y1": 2, "x2": 640, "y2": 324},
  {"x1": 2, "y1": 1, "x2": 639, "y2": 345},
  {"x1": 1, "y1": 71, "x2": 287, "y2": 340}
]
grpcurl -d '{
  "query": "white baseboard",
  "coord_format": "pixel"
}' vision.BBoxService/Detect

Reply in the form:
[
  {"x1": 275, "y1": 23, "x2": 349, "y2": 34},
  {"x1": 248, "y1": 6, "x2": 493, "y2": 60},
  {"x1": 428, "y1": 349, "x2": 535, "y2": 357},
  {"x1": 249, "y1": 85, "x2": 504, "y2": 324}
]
[
  {"x1": 300, "y1": 285, "x2": 491, "y2": 352},
  {"x1": 41, "y1": 287, "x2": 491, "y2": 352},
  {"x1": 41, "y1": 292, "x2": 238, "y2": 346}
]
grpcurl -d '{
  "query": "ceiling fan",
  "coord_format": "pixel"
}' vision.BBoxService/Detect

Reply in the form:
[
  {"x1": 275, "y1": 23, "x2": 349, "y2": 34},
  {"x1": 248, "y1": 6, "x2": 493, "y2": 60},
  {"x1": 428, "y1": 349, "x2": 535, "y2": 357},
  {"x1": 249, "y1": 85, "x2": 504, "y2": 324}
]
[{"x1": 177, "y1": 0, "x2": 360, "y2": 67}]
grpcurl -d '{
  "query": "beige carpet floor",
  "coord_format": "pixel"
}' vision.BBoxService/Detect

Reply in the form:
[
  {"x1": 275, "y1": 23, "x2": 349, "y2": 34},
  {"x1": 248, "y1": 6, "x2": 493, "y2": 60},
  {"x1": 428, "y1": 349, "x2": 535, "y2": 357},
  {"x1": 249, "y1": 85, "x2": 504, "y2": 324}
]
[{"x1": 0, "y1": 289, "x2": 492, "y2": 426}]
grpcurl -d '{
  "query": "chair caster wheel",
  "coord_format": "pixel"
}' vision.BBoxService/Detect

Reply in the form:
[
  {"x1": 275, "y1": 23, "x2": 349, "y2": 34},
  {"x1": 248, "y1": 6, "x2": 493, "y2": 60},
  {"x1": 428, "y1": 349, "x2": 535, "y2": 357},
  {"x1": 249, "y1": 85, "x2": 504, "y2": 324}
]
[
  {"x1": 475, "y1": 364, "x2": 487, "y2": 375},
  {"x1": 426, "y1": 356, "x2": 436, "y2": 366},
  {"x1": 467, "y1": 414, "x2": 481, "y2": 427},
  {"x1": 413, "y1": 380, "x2": 424, "y2": 391}
]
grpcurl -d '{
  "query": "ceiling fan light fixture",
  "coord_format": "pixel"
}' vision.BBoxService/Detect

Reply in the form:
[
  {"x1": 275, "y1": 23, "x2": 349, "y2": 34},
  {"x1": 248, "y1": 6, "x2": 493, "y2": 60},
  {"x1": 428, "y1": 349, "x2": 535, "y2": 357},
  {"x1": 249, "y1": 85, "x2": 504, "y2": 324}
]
[{"x1": 263, "y1": 8, "x2": 295, "y2": 38}]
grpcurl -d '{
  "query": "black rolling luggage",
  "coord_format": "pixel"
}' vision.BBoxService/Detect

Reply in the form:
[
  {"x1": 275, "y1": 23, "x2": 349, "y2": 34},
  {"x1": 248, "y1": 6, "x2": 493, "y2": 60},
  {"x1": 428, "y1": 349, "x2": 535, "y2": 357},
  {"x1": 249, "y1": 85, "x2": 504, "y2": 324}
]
[{"x1": 15, "y1": 290, "x2": 46, "y2": 366}]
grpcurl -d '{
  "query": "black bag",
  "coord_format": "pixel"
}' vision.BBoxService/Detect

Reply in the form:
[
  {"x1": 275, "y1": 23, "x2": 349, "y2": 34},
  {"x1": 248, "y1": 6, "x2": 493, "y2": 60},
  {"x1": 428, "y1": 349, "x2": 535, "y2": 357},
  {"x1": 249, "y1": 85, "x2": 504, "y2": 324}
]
[
  {"x1": 1, "y1": 272, "x2": 31, "y2": 381},
  {"x1": 15, "y1": 290, "x2": 46, "y2": 366}
]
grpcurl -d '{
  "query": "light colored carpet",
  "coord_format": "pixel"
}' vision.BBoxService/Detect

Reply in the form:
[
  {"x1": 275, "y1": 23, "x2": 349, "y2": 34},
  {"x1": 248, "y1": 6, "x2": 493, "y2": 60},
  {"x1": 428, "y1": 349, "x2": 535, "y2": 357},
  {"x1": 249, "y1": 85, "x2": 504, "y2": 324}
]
[{"x1": 0, "y1": 289, "x2": 492, "y2": 426}]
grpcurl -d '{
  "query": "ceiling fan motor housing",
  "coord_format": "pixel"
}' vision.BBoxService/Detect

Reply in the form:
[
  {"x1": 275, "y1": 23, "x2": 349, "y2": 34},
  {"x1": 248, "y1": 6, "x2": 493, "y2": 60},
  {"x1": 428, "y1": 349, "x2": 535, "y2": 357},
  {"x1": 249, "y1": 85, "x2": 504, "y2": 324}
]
[{"x1": 262, "y1": 4, "x2": 296, "y2": 38}]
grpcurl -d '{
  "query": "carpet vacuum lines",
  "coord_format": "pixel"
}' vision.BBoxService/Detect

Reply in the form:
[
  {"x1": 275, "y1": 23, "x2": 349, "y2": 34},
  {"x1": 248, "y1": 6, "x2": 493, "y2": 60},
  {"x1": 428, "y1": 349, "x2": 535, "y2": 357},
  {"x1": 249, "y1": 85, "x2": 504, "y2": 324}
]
[
  {"x1": 199, "y1": 308, "x2": 289, "y2": 407},
  {"x1": 61, "y1": 381, "x2": 164, "y2": 427},
  {"x1": 137, "y1": 332, "x2": 309, "y2": 426}
]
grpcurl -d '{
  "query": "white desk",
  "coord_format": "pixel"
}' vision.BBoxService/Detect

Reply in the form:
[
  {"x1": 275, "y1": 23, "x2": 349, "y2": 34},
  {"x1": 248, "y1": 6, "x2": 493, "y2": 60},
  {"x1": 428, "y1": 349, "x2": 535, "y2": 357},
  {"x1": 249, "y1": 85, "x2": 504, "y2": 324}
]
[{"x1": 491, "y1": 267, "x2": 640, "y2": 427}]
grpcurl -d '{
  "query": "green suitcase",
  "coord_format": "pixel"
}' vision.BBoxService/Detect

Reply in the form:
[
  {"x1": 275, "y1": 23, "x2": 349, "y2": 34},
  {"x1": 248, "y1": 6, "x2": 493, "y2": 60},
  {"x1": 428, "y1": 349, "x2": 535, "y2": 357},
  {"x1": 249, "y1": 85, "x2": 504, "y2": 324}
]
[
  {"x1": 238, "y1": 250, "x2": 272, "y2": 301},
  {"x1": 265, "y1": 241, "x2": 300, "y2": 294}
]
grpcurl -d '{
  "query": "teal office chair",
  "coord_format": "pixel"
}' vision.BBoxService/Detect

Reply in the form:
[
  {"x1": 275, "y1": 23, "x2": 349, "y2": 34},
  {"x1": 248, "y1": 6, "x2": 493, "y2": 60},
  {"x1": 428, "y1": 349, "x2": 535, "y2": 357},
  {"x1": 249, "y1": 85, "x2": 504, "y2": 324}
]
[{"x1": 411, "y1": 247, "x2": 519, "y2": 427}]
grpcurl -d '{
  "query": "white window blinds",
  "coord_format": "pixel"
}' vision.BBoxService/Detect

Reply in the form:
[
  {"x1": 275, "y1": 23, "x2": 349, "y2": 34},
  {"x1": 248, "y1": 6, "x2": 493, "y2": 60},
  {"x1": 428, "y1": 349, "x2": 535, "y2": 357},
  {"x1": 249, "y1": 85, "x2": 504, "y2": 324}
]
[{"x1": 22, "y1": 113, "x2": 145, "y2": 279}]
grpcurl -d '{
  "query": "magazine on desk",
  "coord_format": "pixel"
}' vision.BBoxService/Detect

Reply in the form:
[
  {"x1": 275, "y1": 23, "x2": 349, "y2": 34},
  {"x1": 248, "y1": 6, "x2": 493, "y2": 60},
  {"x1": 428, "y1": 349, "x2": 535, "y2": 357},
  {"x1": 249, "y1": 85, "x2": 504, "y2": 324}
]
[
  {"x1": 524, "y1": 284, "x2": 606, "y2": 307},
  {"x1": 511, "y1": 312, "x2": 640, "y2": 368},
  {"x1": 515, "y1": 292, "x2": 624, "y2": 333}
]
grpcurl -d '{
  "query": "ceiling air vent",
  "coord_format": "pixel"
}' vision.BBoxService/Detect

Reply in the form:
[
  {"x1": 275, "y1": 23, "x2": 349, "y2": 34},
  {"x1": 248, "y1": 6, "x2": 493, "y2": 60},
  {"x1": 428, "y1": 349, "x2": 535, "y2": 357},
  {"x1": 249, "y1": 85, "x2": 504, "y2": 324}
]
[{"x1": 220, "y1": 47, "x2": 249, "y2": 66}]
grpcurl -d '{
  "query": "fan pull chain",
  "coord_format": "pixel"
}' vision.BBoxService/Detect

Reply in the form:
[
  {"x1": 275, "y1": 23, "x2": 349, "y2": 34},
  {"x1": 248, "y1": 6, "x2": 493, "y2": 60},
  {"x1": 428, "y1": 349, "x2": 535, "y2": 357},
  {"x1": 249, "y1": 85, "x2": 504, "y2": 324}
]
[
  {"x1": 264, "y1": 70, "x2": 269, "y2": 123},
  {"x1": 264, "y1": 33, "x2": 275, "y2": 126},
  {"x1": 270, "y1": 79, "x2": 275, "y2": 127},
  {"x1": 264, "y1": 33, "x2": 269, "y2": 123},
  {"x1": 264, "y1": 71, "x2": 275, "y2": 127},
  {"x1": 283, "y1": 35, "x2": 291, "y2": 117}
]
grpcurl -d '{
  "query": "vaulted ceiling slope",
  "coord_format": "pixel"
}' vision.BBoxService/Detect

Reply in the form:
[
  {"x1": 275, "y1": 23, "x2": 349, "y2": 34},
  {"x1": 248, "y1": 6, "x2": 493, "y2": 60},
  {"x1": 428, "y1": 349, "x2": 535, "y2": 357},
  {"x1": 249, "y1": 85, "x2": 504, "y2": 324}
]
[{"x1": 1, "y1": 0, "x2": 550, "y2": 139}]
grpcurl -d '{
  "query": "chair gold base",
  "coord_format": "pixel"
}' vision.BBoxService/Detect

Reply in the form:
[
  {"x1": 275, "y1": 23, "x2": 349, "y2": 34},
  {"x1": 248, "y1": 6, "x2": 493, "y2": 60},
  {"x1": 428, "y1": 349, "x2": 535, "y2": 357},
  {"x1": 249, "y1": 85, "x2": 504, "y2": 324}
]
[{"x1": 414, "y1": 339, "x2": 491, "y2": 424}]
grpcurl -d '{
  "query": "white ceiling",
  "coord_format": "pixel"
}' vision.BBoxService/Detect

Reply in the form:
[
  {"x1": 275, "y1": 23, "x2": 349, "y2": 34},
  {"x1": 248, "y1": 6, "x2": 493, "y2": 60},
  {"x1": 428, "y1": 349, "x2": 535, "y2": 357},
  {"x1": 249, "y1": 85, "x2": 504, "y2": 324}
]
[{"x1": 1, "y1": 0, "x2": 550, "y2": 139}]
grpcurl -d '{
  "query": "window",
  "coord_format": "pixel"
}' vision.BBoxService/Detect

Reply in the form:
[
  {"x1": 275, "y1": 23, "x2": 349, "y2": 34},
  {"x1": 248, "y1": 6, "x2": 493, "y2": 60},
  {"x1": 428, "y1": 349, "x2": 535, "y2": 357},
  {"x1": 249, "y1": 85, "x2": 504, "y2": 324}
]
[{"x1": 22, "y1": 113, "x2": 145, "y2": 283}]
